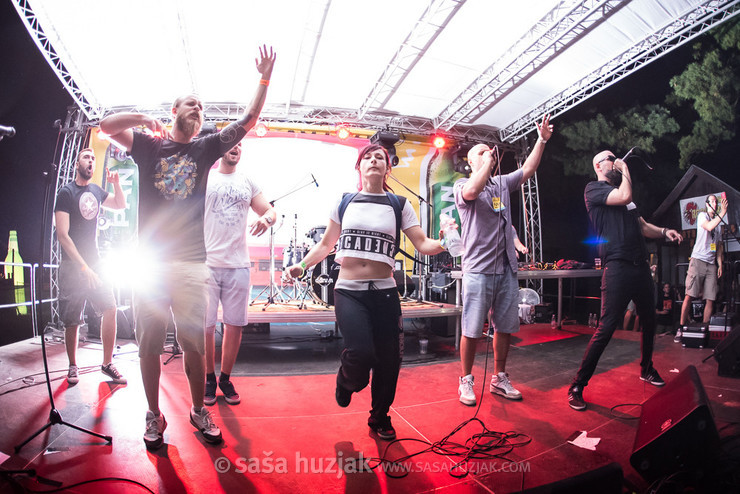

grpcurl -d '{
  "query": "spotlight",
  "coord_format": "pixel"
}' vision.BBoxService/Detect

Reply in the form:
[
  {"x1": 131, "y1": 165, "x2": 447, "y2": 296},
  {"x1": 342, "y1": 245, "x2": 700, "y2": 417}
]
[
  {"x1": 432, "y1": 135, "x2": 447, "y2": 149},
  {"x1": 336, "y1": 124, "x2": 351, "y2": 140},
  {"x1": 451, "y1": 142, "x2": 474, "y2": 176},
  {"x1": 255, "y1": 122, "x2": 268, "y2": 137},
  {"x1": 370, "y1": 130, "x2": 400, "y2": 167}
]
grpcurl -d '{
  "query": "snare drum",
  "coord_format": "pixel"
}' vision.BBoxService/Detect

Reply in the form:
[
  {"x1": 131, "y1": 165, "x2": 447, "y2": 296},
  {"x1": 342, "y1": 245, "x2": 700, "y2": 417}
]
[
  {"x1": 306, "y1": 225, "x2": 327, "y2": 245},
  {"x1": 311, "y1": 254, "x2": 340, "y2": 305}
]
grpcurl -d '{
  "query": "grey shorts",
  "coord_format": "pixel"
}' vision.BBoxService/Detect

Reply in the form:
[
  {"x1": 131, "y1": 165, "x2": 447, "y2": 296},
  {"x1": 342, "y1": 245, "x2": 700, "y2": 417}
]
[
  {"x1": 58, "y1": 260, "x2": 116, "y2": 327},
  {"x1": 685, "y1": 257, "x2": 718, "y2": 301},
  {"x1": 134, "y1": 262, "x2": 208, "y2": 356},
  {"x1": 206, "y1": 267, "x2": 250, "y2": 327},
  {"x1": 461, "y1": 270, "x2": 520, "y2": 338}
]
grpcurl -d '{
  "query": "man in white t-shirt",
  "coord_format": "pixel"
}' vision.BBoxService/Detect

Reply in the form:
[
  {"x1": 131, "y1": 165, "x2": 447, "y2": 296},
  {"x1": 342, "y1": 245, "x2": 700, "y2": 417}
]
[
  {"x1": 204, "y1": 140, "x2": 276, "y2": 405},
  {"x1": 677, "y1": 194, "x2": 728, "y2": 339}
]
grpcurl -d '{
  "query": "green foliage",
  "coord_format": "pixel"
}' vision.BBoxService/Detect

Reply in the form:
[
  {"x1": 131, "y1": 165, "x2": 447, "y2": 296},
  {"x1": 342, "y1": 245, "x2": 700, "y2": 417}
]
[
  {"x1": 669, "y1": 18, "x2": 740, "y2": 167},
  {"x1": 559, "y1": 105, "x2": 679, "y2": 176}
]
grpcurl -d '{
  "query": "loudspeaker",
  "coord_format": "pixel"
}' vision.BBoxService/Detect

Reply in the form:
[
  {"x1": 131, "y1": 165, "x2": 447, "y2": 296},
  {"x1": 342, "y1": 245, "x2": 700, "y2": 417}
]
[
  {"x1": 630, "y1": 365, "x2": 719, "y2": 481},
  {"x1": 519, "y1": 462, "x2": 622, "y2": 494},
  {"x1": 116, "y1": 306, "x2": 135, "y2": 340},
  {"x1": 713, "y1": 324, "x2": 740, "y2": 377},
  {"x1": 393, "y1": 270, "x2": 415, "y2": 296}
]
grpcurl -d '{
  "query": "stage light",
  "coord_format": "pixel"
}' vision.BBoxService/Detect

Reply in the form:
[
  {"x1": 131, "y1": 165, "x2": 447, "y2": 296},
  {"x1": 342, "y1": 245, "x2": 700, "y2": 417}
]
[
  {"x1": 433, "y1": 135, "x2": 447, "y2": 149},
  {"x1": 451, "y1": 142, "x2": 474, "y2": 176},
  {"x1": 335, "y1": 124, "x2": 351, "y2": 140},
  {"x1": 369, "y1": 130, "x2": 400, "y2": 166},
  {"x1": 255, "y1": 122, "x2": 268, "y2": 137}
]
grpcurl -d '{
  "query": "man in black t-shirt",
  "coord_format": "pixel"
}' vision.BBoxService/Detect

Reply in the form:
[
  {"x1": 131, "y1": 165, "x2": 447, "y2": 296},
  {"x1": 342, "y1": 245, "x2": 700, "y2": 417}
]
[
  {"x1": 54, "y1": 148, "x2": 127, "y2": 386},
  {"x1": 567, "y1": 150, "x2": 682, "y2": 411},
  {"x1": 99, "y1": 45, "x2": 276, "y2": 450}
]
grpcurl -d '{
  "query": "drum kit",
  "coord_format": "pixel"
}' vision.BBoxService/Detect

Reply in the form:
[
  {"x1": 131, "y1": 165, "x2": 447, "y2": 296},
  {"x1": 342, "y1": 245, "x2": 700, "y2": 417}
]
[{"x1": 251, "y1": 213, "x2": 339, "y2": 310}]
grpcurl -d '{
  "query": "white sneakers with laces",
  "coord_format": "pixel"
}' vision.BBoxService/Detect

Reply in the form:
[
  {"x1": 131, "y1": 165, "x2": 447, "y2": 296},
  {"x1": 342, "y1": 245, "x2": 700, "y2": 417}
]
[
  {"x1": 458, "y1": 374, "x2": 476, "y2": 406},
  {"x1": 490, "y1": 372, "x2": 522, "y2": 400}
]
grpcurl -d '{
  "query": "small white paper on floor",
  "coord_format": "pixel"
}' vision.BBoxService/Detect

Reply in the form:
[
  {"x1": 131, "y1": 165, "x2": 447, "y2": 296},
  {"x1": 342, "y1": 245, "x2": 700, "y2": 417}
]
[
  {"x1": 567, "y1": 431, "x2": 600, "y2": 451},
  {"x1": 670, "y1": 368, "x2": 680, "y2": 373}
]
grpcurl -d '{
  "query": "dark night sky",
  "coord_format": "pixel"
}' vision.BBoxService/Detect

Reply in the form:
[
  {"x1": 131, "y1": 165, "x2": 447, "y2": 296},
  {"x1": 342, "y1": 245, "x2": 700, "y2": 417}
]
[{"x1": 1, "y1": 2, "x2": 737, "y2": 266}]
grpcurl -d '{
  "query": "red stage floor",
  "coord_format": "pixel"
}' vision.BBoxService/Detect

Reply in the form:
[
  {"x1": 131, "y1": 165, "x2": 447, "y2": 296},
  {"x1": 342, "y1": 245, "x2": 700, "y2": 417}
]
[{"x1": 0, "y1": 324, "x2": 738, "y2": 493}]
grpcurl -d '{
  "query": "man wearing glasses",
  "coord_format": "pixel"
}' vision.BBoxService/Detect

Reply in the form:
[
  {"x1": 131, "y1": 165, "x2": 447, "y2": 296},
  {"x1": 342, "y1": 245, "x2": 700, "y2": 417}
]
[{"x1": 567, "y1": 151, "x2": 682, "y2": 411}]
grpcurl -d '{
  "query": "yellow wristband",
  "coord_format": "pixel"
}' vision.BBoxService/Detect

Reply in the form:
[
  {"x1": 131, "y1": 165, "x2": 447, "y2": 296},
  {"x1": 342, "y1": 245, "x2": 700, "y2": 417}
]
[{"x1": 259, "y1": 79, "x2": 270, "y2": 86}]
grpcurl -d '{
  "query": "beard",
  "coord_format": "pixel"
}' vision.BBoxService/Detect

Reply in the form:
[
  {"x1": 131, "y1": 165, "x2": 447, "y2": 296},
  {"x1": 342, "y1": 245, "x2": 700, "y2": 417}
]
[
  {"x1": 78, "y1": 166, "x2": 93, "y2": 181},
  {"x1": 175, "y1": 112, "x2": 202, "y2": 139},
  {"x1": 605, "y1": 169, "x2": 622, "y2": 187}
]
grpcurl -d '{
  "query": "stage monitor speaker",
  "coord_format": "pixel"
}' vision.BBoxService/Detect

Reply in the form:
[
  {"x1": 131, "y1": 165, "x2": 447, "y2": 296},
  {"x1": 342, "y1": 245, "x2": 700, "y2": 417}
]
[
  {"x1": 630, "y1": 365, "x2": 719, "y2": 482},
  {"x1": 116, "y1": 306, "x2": 135, "y2": 340},
  {"x1": 519, "y1": 462, "x2": 622, "y2": 494},
  {"x1": 713, "y1": 324, "x2": 740, "y2": 377}
]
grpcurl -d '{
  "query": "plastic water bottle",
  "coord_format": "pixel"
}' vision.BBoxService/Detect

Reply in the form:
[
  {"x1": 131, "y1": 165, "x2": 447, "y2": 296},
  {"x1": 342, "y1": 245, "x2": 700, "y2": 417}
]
[
  {"x1": 551, "y1": 314, "x2": 557, "y2": 329},
  {"x1": 440, "y1": 213, "x2": 464, "y2": 257}
]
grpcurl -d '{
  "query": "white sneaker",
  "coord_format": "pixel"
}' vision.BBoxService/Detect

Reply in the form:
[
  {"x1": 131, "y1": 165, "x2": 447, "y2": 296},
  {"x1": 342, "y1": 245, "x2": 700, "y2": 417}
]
[
  {"x1": 190, "y1": 406, "x2": 222, "y2": 444},
  {"x1": 67, "y1": 365, "x2": 79, "y2": 385},
  {"x1": 674, "y1": 328, "x2": 682, "y2": 343},
  {"x1": 490, "y1": 372, "x2": 522, "y2": 400},
  {"x1": 458, "y1": 374, "x2": 476, "y2": 406},
  {"x1": 143, "y1": 410, "x2": 167, "y2": 450}
]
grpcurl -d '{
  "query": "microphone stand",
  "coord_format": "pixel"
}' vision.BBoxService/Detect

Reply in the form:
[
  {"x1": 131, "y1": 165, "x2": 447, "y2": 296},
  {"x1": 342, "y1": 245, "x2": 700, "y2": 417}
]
[
  {"x1": 251, "y1": 176, "x2": 319, "y2": 310},
  {"x1": 387, "y1": 173, "x2": 442, "y2": 308},
  {"x1": 15, "y1": 163, "x2": 112, "y2": 452}
]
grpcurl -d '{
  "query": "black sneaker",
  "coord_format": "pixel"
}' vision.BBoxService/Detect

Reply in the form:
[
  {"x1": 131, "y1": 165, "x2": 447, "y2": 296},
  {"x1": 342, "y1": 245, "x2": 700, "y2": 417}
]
[
  {"x1": 369, "y1": 416, "x2": 396, "y2": 441},
  {"x1": 204, "y1": 378, "x2": 217, "y2": 406},
  {"x1": 218, "y1": 380, "x2": 241, "y2": 405},
  {"x1": 568, "y1": 385, "x2": 586, "y2": 411},
  {"x1": 640, "y1": 367, "x2": 665, "y2": 387},
  {"x1": 336, "y1": 384, "x2": 352, "y2": 407}
]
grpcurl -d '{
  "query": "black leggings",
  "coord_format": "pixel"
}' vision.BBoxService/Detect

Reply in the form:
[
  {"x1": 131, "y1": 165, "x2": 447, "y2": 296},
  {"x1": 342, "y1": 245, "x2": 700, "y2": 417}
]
[{"x1": 334, "y1": 285, "x2": 403, "y2": 420}]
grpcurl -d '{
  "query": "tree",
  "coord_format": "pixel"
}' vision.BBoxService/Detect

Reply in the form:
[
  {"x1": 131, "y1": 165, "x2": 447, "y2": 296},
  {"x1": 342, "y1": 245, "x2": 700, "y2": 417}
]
[{"x1": 669, "y1": 17, "x2": 740, "y2": 168}]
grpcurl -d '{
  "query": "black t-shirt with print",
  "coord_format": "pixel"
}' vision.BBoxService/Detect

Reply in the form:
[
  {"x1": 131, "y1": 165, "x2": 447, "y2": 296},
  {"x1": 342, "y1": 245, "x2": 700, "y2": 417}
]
[
  {"x1": 54, "y1": 182, "x2": 109, "y2": 264},
  {"x1": 130, "y1": 124, "x2": 247, "y2": 262}
]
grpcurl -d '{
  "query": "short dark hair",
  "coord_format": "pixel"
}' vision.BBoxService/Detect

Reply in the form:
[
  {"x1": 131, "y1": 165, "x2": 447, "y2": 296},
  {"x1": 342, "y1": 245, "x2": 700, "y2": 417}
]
[{"x1": 76, "y1": 148, "x2": 94, "y2": 163}]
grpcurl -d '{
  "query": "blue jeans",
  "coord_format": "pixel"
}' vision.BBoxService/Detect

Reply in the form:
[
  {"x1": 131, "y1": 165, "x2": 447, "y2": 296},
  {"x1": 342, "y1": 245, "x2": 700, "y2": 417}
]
[{"x1": 573, "y1": 260, "x2": 657, "y2": 388}]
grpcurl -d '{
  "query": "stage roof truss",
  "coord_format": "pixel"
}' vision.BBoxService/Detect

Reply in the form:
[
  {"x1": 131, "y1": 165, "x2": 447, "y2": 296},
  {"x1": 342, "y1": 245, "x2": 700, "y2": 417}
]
[
  {"x1": 499, "y1": 0, "x2": 740, "y2": 142},
  {"x1": 358, "y1": 0, "x2": 466, "y2": 120},
  {"x1": 432, "y1": 0, "x2": 626, "y2": 132}
]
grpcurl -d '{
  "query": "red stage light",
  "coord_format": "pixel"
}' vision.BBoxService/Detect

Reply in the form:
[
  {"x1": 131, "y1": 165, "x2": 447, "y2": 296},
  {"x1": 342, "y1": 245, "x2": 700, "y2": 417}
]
[
  {"x1": 255, "y1": 122, "x2": 268, "y2": 137},
  {"x1": 336, "y1": 124, "x2": 351, "y2": 140},
  {"x1": 433, "y1": 135, "x2": 446, "y2": 149}
]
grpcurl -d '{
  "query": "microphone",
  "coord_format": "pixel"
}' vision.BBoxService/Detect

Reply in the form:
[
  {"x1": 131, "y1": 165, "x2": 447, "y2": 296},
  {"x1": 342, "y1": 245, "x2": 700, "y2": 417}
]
[
  {"x1": 0, "y1": 125, "x2": 16, "y2": 138},
  {"x1": 622, "y1": 146, "x2": 653, "y2": 171},
  {"x1": 311, "y1": 174, "x2": 319, "y2": 187}
]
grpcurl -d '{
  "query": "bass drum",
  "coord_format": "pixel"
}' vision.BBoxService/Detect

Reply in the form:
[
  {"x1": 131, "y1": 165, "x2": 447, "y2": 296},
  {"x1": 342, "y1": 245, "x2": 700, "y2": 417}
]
[{"x1": 311, "y1": 254, "x2": 340, "y2": 306}]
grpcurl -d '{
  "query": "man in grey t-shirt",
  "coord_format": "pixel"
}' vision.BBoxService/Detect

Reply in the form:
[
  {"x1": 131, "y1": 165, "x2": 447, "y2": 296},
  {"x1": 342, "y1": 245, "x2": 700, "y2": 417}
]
[{"x1": 453, "y1": 115, "x2": 552, "y2": 407}]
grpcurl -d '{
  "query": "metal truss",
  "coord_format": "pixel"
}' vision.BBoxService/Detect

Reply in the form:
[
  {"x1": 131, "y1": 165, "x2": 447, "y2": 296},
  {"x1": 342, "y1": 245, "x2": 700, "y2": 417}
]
[
  {"x1": 358, "y1": 0, "x2": 466, "y2": 119},
  {"x1": 100, "y1": 102, "x2": 510, "y2": 148},
  {"x1": 11, "y1": 0, "x2": 102, "y2": 120},
  {"x1": 500, "y1": 0, "x2": 740, "y2": 142},
  {"x1": 433, "y1": 0, "x2": 625, "y2": 131},
  {"x1": 519, "y1": 141, "x2": 544, "y2": 294},
  {"x1": 47, "y1": 108, "x2": 90, "y2": 325}
]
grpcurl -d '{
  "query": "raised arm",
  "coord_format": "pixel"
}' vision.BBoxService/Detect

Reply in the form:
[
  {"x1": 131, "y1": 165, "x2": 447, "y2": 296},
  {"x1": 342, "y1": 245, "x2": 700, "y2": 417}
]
[
  {"x1": 520, "y1": 114, "x2": 553, "y2": 181},
  {"x1": 604, "y1": 158, "x2": 633, "y2": 206},
  {"x1": 101, "y1": 170, "x2": 126, "y2": 210},
  {"x1": 237, "y1": 45, "x2": 276, "y2": 132},
  {"x1": 99, "y1": 113, "x2": 170, "y2": 153}
]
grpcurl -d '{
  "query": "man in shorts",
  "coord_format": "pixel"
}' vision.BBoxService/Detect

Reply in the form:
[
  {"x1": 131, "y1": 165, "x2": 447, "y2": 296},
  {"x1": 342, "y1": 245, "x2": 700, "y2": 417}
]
[
  {"x1": 54, "y1": 148, "x2": 127, "y2": 385},
  {"x1": 454, "y1": 115, "x2": 553, "y2": 406},
  {"x1": 99, "y1": 46, "x2": 275, "y2": 449},
  {"x1": 677, "y1": 194, "x2": 728, "y2": 340},
  {"x1": 204, "y1": 140, "x2": 275, "y2": 405}
]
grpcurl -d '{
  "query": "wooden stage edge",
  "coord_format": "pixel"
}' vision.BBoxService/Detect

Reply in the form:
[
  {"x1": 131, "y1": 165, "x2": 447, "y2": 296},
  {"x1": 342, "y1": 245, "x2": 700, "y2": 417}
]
[{"x1": 245, "y1": 299, "x2": 460, "y2": 323}]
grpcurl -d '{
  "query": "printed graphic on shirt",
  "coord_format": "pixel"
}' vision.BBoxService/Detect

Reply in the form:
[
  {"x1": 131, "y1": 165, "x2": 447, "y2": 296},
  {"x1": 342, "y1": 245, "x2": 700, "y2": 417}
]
[
  {"x1": 154, "y1": 154, "x2": 198, "y2": 200},
  {"x1": 78, "y1": 191, "x2": 100, "y2": 220},
  {"x1": 208, "y1": 182, "x2": 251, "y2": 228},
  {"x1": 339, "y1": 229, "x2": 395, "y2": 257}
]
